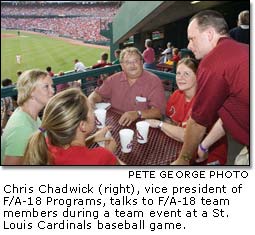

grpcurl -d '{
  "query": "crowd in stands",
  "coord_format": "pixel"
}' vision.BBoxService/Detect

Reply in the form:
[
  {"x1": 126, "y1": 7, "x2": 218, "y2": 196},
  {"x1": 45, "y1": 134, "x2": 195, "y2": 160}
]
[
  {"x1": 1, "y1": 17, "x2": 112, "y2": 42},
  {"x1": 1, "y1": 3, "x2": 119, "y2": 42},
  {"x1": 1, "y1": 5, "x2": 119, "y2": 17},
  {"x1": 1, "y1": 79, "x2": 16, "y2": 132}
]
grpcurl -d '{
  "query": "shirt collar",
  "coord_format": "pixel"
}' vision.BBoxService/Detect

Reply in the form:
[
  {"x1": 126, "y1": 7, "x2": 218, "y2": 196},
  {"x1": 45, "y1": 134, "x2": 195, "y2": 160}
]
[
  {"x1": 240, "y1": 25, "x2": 249, "y2": 29},
  {"x1": 119, "y1": 70, "x2": 146, "y2": 84},
  {"x1": 216, "y1": 36, "x2": 230, "y2": 45}
]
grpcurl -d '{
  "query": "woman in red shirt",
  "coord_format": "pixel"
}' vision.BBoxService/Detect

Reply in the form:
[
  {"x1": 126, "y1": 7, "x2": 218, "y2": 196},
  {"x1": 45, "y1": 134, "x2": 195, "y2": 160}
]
[
  {"x1": 23, "y1": 88, "x2": 119, "y2": 165},
  {"x1": 146, "y1": 58, "x2": 227, "y2": 165}
]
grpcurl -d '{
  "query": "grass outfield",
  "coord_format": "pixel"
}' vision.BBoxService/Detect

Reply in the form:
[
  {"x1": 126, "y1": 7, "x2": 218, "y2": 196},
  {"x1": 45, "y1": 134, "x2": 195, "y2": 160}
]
[{"x1": 1, "y1": 30, "x2": 109, "y2": 83}]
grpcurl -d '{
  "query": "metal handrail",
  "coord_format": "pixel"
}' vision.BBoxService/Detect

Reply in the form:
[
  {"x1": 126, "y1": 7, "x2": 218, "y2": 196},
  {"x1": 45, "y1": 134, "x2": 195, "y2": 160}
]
[{"x1": 1, "y1": 64, "x2": 176, "y2": 98}]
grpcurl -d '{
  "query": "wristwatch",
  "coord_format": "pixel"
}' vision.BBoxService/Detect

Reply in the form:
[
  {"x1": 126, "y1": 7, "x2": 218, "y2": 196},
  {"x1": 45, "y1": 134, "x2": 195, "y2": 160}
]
[
  {"x1": 180, "y1": 153, "x2": 193, "y2": 161},
  {"x1": 137, "y1": 110, "x2": 142, "y2": 119}
]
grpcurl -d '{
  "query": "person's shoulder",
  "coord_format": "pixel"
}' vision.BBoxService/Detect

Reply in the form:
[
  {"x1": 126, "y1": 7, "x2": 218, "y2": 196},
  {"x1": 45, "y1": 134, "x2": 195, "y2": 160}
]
[
  {"x1": 106, "y1": 71, "x2": 122, "y2": 81},
  {"x1": 143, "y1": 70, "x2": 161, "y2": 82},
  {"x1": 172, "y1": 89, "x2": 182, "y2": 96},
  {"x1": 6, "y1": 108, "x2": 23, "y2": 122},
  {"x1": 216, "y1": 37, "x2": 248, "y2": 56},
  {"x1": 92, "y1": 62, "x2": 101, "y2": 69},
  {"x1": 170, "y1": 90, "x2": 183, "y2": 100},
  {"x1": 143, "y1": 69, "x2": 157, "y2": 77},
  {"x1": 229, "y1": 26, "x2": 238, "y2": 33},
  {"x1": 9, "y1": 108, "x2": 40, "y2": 128},
  {"x1": 162, "y1": 48, "x2": 171, "y2": 55}
]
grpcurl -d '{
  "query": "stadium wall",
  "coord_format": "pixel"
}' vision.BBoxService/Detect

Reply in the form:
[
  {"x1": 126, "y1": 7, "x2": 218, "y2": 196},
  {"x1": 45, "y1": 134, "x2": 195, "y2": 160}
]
[{"x1": 112, "y1": 1, "x2": 164, "y2": 44}]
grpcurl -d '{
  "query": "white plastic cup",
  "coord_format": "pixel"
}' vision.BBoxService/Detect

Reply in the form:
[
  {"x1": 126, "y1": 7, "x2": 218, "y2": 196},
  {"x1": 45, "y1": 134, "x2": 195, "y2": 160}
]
[
  {"x1": 119, "y1": 129, "x2": 134, "y2": 153},
  {"x1": 94, "y1": 109, "x2": 107, "y2": 129},
  {"x1": 136, "y1": 121, "x2": 150, "y2": 144}
]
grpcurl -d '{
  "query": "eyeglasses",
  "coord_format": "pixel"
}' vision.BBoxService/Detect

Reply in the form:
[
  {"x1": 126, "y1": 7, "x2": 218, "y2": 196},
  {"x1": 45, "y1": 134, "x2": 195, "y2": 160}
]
[{"x1": 121, "y1": 59, "x2": 141, "y2": 65}]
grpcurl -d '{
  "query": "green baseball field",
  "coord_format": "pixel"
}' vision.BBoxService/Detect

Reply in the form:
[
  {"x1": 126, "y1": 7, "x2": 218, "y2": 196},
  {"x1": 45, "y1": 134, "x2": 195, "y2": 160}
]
[{"x1": 1, "y1": 30, "x2": 109, "y2": 83}]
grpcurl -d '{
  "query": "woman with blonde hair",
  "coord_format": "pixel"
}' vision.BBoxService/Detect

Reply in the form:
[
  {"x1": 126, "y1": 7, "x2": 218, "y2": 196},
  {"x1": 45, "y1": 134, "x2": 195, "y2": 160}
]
[
  {"x1": 23, "y1": 88, "x2": 118, "y2": 165},
  {"x1": 1, "y1": 69, "x2": 54, "y2": 165}
]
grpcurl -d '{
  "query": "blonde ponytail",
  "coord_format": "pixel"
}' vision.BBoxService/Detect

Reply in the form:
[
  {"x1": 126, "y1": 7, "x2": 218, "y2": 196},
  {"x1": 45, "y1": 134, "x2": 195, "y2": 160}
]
[{"x1": 23, "y1": 130, "x2": 51, "y2": 165}]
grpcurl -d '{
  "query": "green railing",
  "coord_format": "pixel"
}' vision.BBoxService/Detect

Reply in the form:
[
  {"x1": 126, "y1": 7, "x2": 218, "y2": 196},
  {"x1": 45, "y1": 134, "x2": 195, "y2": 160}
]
[{"x1": 1, "y1": 64, "x2": 176, "y2": 98}]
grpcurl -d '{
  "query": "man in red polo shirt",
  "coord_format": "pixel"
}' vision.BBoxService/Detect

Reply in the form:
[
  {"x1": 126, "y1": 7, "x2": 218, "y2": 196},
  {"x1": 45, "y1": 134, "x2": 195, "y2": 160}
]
[
  {"x1": 172, "y1": 10, "x2": 249, "y2": 165},
  {"x1": 88, "y1": 47, "x2": 166, "y2": 126}
]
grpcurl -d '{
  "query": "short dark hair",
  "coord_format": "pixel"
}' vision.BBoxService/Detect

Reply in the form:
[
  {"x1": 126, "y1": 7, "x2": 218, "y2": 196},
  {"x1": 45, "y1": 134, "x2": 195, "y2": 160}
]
[
  {"x1": 101, "y1": 52, "x2": 108, "y2": 61},
  {"x1": 46, "y1": 66, "x2": 52, "y2": 72},
  {"x1": 115, "y1": 49, "x2": 121, "y2": 55},
  {"x1": 2, "y1": 78, "x2": 13, "y2": 87},
  {"x1": 17, "y1": 71, "x2": 22, "y2": 76},
  {"x1": 190, "y1": 10, "x2": 229, "y2": 35}
]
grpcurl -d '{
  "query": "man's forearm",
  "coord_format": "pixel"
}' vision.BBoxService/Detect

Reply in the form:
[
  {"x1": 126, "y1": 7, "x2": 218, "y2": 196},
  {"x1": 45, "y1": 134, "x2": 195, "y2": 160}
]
[
  {"x1": 201, "y1": 118, "x2": 225, "y2": 149},
  {"x1": 178, "y1": 118, "x2": 206, "y2": 162},
  {"x1": 141, "y1": 107, "x2": 162, "y2": 119}
]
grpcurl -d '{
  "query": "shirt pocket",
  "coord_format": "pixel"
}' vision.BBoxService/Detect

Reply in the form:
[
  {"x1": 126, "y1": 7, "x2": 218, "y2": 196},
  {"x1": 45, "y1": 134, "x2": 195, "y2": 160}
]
[{"x1": 135, "y1": 96, "x2": 149, "y2": 110}]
